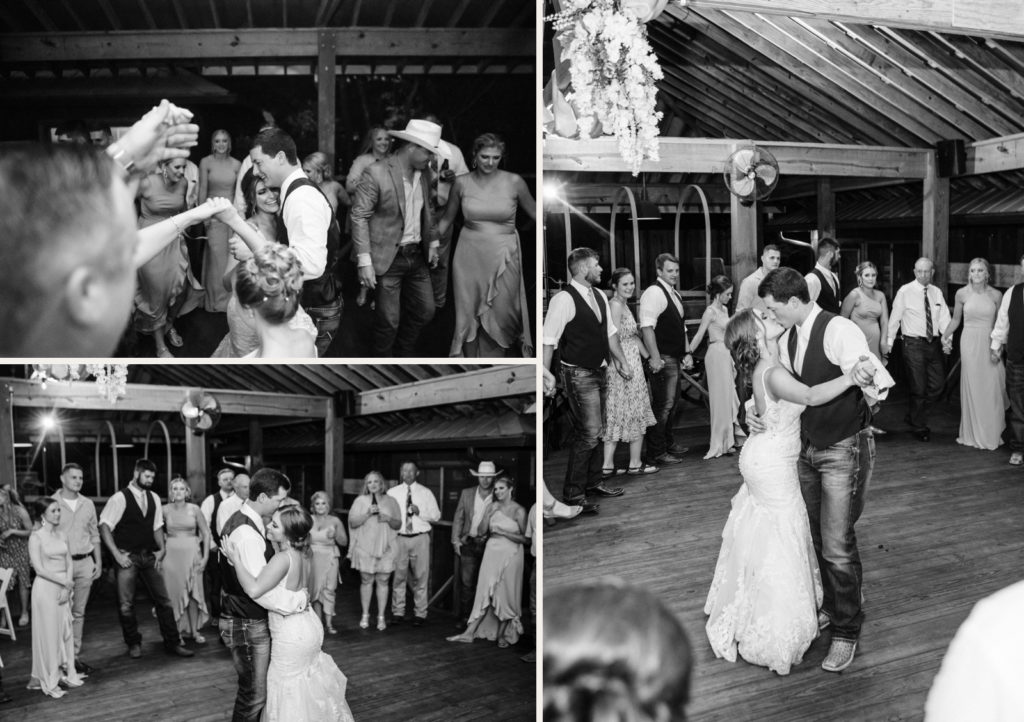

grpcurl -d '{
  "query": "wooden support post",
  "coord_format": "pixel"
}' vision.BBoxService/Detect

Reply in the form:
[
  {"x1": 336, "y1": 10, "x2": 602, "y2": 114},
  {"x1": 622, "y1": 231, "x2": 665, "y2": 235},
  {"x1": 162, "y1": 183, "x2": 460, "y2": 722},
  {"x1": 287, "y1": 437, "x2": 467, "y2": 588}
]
[
  {"x1": 0, "y1": 382, "x2": 14, "y2": 491},
  {"x1": 324, "y1": 397, "x2": 345, "y2": 511},
  {"x1": 922, "y1": 151, "x2": 950, "y2": 292},
  {"x1": 317, "y1": 29, "x2": 337, "y2": 168},
  {"x1": 730, "y1": 193, "x2": 758, "y2": 285},
  {"x1": 817, "y1": 177, "x2": 836, "y2": 240},
  {"x1": 185, "y1": 428, "x2": 207, "y2": 504},
  {"x1": 248, "y1": 418, "x2": 263, "y2": 473}
]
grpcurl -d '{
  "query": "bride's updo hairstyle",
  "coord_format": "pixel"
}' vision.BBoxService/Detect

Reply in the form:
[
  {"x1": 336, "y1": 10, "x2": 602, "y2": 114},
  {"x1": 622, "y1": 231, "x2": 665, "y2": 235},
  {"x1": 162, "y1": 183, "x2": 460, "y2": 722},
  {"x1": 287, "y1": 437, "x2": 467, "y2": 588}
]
[
  {"x1": 236, "y1": 243, "x2": 304, "y2": 323},
  {"x1": 544, "y1": 579, "x2": 692, "y2": 722},
  {"x1": 277, "y1": 505, "x2": 313, "y2": 553},
  {"x1": 725, "y1": 309, "x2": 761, "y2": 392}
]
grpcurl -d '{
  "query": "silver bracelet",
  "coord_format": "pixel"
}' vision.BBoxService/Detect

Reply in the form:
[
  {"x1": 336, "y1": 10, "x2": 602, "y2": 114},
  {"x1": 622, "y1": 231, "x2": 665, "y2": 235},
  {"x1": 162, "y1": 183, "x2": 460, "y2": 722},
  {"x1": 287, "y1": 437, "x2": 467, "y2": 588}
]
[{"x1": 169, "y1": 215, "x2": 185, "y2": 237}]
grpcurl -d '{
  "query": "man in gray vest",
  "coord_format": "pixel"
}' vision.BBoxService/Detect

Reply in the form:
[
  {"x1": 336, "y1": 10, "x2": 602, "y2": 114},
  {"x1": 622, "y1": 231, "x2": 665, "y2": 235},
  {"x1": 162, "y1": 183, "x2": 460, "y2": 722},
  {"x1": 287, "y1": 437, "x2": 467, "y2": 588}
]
[
  {"x1": 99, "y1": 458, "x2": 194, "y2": 659},
  {"x1": 990, "y1": 253, "x2": 1024, "y2": 466},
  {"x1": 759, "y1": 268, "x2": 887, "y2": 673}
]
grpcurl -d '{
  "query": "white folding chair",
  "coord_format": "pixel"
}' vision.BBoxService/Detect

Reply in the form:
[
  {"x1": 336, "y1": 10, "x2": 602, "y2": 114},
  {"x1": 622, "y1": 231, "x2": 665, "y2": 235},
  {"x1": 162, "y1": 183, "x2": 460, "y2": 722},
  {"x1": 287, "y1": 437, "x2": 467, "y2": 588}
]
[{"x1": 0, "y1": 567, "x2": 15, "y2": 641}]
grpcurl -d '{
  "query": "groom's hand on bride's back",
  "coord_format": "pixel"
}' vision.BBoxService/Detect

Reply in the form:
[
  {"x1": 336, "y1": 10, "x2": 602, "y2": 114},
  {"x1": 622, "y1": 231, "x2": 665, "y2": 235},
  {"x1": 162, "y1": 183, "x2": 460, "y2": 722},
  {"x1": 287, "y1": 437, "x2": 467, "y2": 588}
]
[{"x1": 745, "y1": 412, "x2": 767, "y2": 434}]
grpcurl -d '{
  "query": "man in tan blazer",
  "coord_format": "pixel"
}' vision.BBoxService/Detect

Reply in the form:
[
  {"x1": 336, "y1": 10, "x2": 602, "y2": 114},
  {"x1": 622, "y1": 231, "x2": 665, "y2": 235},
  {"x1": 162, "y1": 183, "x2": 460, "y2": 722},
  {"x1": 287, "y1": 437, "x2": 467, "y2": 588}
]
[
  {"x1": 451, "y1": 461, "x2": 498, "y2": 624},
  {"x1": 351, "y1": 119, "x2": 447, "y2": 356}
]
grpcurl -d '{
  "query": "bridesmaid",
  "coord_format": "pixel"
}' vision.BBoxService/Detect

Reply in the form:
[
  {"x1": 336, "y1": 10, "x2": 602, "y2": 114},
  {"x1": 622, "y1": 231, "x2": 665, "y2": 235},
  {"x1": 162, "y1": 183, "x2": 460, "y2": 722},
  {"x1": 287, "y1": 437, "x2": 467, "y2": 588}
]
[
  {"x1": 841, "y1": 261, "x2": 890, "y2": 361},
  {"x1": 309, "y1": 491, "x2": 348, "y2": 635},
  {"x1": 197, "y1": 130, "x2": 242, "y2": 312},
  {"x1": 941, "y1": 258, "x2": 1007, "y2": 450},
  {"x1": 160, "y1": 478, "x2": 210, "y2": 644},
  {"x1": 600, "y1": 268, "x2": 657, "y2": 476},
  {"x1": 27, "y1": 498, "x2": 83, "y2": 698},
  {"x1": 688, "y1": 275, "x2": 739, "y2": 459}
]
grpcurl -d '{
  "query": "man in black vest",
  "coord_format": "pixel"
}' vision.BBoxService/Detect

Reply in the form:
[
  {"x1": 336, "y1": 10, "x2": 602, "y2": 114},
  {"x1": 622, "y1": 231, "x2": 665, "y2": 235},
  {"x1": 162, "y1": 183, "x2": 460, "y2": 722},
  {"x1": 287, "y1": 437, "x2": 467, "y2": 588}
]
[
  {"x1": 805, "y1": 237, "x2": 842, "y2": 315},
  {"x1": 99, "y1": 458, "x2": 194, "y2": 659},
  {"x1": 543, "y1": 247, "x2": 631, "y2": 505},
  {"x1": 639, "y1": 253, "x2": 695, "y2": 466},
  {"x1": 219, "y1": 468, "x2": 295, "y2": 722},
  {"x1": 200, "y1": 468, "x2": 235, "y2": 624},
  {"x1": 758, "y1": 268, "x2": 887, "y2": 673},
  {"x1": 246, "y1": 128, "x2": 342, "y2": 356},
  {"x1": 990, "y1": 253, "x2": 1024, "y2": 466}
]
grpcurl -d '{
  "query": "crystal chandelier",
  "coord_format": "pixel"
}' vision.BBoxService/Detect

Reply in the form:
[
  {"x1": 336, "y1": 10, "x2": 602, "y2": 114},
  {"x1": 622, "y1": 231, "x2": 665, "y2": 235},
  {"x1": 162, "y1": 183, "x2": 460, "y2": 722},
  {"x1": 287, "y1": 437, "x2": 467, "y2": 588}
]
[{"x1": 30, "y1": 364, "x2": 129, "y2": 404}]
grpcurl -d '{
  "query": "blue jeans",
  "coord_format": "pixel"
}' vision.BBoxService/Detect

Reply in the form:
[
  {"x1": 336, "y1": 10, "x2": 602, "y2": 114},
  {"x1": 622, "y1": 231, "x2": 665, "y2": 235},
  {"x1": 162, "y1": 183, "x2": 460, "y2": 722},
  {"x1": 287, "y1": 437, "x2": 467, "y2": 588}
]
[
  {"x1": 373, "y1": 246, "x2": 435, "y2": 356},
  {"x1": 646, "y1": 357, "x2": 682, "y2": 459},
  {"x1": 1006, "y1": 359, "x2": 1024, "y2": 452},
  {"x1": 305, "y1": 298, "x2": 343, "y2": 357},
  {"x1": 114, "y1": 549, "x2": 180, "y2": 648},
  {"x1": 798, "y1": 429, "x2": 875, "y2": 641},
  {"x1": 559, "y1": 363, "x2": 607, "y2": 501},
  {"x1": 902, "y1": 337, "x2": 944, "y2": 428},
  {"x1": 220, "y1": 616, "x2": 271, "y2": 722}
]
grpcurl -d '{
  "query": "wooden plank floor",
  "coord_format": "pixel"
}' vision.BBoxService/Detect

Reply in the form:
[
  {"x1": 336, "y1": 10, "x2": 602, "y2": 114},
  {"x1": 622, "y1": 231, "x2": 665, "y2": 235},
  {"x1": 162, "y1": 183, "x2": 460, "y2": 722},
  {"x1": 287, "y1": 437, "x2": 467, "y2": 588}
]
[
  {"x1": 543, "y1": 393, "x2": 1024, "y2": 722},
  {"x1": 0, "y1": 574, "x2": 535, "y2": 721}
]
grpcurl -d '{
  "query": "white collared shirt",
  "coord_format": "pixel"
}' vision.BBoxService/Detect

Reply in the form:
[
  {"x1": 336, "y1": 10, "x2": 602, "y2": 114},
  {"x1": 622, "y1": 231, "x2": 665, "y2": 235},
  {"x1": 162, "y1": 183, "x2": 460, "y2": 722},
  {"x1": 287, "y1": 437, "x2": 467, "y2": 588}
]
[
  {"x1": 387, "y1": 482, "x2": 441, "y2": 534},
  {"x1": 201, "y1": 489, "x2": 234, "y2": 528},
  {"x1": 541, "y1": 279, "x2": 618, "y2": 348},
  {"x1": 400, "y1": 170, "x2": 425, "y2": 246},
  {"x1": 805, "y1": 263, "x2": 839, "y2": 303},
  {"x1": 990, "y1": 284, "x2": 1024, "y2": 351},
  {"x1": 99, "y1": 483, "x2": 163, "y2": 532},
  {"x1": 887, "y1": 281, "x2": 951, "y2": 347},
  {"x1": 469, "y1": 488, "x2": 492, "y2": 538},
  {"x1": 782, "y1": 303, "x2": 892, "y2": 400},
  {"x1": 638, "y1": 278, "x2": 684, "y2": 329},
  {"x1": 735, "y1": 267, "x2": 768, "y2": 313},
  {"x1": 220, "y1": 502, "x2": 306, "y2": 615},
  {"x1": 279, "y1": 168, "x2": 329, "y2": 279}
]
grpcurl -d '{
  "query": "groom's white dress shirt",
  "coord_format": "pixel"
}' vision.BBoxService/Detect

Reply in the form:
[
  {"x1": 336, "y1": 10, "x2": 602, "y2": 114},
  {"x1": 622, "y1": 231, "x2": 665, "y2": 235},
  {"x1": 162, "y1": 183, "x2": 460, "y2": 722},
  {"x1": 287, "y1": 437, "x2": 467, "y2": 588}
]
[{"x1": 221, "y1": 503, "x2": 305, "y2": 614}]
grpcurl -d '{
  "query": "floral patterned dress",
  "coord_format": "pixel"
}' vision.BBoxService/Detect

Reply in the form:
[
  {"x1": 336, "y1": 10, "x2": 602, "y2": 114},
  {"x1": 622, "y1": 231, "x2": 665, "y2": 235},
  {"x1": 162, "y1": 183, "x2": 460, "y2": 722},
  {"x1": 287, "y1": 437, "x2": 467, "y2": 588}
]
[
  {"x1": 602, "y1": 302, "x2": 656, "y2": 442},
  {"x1": 0, "y1": 504, "x2": 31, "y2": 594}
]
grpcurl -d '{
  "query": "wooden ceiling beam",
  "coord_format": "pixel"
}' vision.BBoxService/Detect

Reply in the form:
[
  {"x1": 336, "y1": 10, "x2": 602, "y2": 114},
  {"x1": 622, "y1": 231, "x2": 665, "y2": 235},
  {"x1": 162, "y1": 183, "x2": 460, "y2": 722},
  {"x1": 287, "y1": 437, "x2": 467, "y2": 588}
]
[
  {"x1": 415, "y1": 0, "x2": 436, "y2": 28},
  {"x1": 925, "y1": 32, "x2": 1024, "y2": 104},
  {"x1": 481, "y1": 0, "x2": 510, "y2": 27},
  {"x1": 0, "y1": 28, "x2": 535, "y2": 62},
  {"x1": 837, "y1": 23, "x2": 1018, "y2": 137},
  {"x1": 5, "y1": 379, "x2": 330, "y2": 417},
  {"x1": 663, "y1": 25, "x2": 864, "y2": 144},
  {"x1": 449, "y1": 0, "x2": 473, "y2": 27},
  {"x1": 24, "y1": 1, "x2": 58, "y2": 32},
  {"x1": 660, "y1": 69, "x2": 793, "y2": 140},
  {"x1": 208, "y1": 0, "x2": 221, "y2": 29},
  {"x1": 356, "y1": 366, "x2": 535, "y2": 416},
  {"x1": 169, "y1": 0, "x2": 187, "y2": 29},
  {"x1": 662, "y1": 7, "x2": 918, "y2": 145},
  {"x1": 137, "y1": 0, "x2": 157, "y2": 30},
  {"x1": 245, "y1": 0, "x2": 253, "y2": 28},
  {"x1": 965, "y1": 131, "x2": 1024, "y2": 175},
  {"x1": 721, "y1": 11, "x2": 953, "y2": 143},
  {"x1": 675, "y1": 0, "x2": 1024, "y2": 40},
  {"x1": 545, "y1": 136, "x2": 932, "y2": 177},
  {"x1": 59, "y1": 1, "x2": 87, "y2": 31},
  {"x1": 793, "y1": 18, "x2": 995, "y2": 140}
]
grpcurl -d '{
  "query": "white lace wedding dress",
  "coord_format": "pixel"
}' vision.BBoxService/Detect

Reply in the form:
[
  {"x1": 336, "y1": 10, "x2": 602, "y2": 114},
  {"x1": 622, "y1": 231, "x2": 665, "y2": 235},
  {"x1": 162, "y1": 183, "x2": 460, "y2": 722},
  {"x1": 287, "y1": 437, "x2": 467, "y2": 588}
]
[
  {"x1": 704, "y1": 368, "x2": 823, "y2": 675},
  {"x1": 265, "y1": 554, "x2": 355, "y2": 722}
]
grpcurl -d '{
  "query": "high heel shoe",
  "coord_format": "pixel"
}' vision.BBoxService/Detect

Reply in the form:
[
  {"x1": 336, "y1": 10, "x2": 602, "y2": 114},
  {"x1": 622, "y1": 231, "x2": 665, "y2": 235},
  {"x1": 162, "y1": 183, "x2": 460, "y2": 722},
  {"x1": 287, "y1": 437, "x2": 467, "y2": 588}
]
[
  {"x1": 377, "y1": 615, "x2": 387, "y2": 631},
  {"x1": 359, "y1": 614, "x2": 370, "y2": 629}
]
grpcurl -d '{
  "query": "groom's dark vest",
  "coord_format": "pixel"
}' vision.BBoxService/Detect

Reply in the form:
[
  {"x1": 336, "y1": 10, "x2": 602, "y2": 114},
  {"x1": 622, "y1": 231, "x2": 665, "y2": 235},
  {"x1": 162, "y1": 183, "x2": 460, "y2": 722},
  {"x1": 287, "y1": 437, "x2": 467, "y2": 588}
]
[
  {"x1": 219, "y1": 510, "x2": 275, "y2": 620},
  {"x1": 789, "y1": 311, "x2": 870, "y2": 449},
  {"x1": 1007, "y1": 283, "x2": 1024, "y2": 364},
  {"x1": 280, "y1": 177, "x2": 342, "y2": 308}
]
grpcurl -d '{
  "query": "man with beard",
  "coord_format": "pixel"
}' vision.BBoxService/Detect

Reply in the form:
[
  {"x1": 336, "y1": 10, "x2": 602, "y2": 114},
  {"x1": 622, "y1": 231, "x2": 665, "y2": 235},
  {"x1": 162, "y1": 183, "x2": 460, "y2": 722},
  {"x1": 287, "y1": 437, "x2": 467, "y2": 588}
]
[
  {"x1": 200, "y1": 468, "x2": 235, "y2": 624},
  {"x1": 543, "y1": 247, "x2": 631, "y2": 505},
  {"x1": 99, "y1": 458, "x2": 194, "y2": 659},
  {"x1": 452, "y1": 461, "x2": 497, "y2": 624},
  {"x1": 351, "y1": 119, "x2": 447, "y2": 357},
  {"x1": 805, "y1": 237, "x2": 842, "y2": 314}
]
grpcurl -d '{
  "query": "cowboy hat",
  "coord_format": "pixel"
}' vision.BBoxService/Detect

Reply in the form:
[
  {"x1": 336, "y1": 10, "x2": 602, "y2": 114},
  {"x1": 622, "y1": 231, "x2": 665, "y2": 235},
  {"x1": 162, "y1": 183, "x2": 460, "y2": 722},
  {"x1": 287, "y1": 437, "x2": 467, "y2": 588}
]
[
  {"x1": 469, "y1": 460, "x2": 501, "y2": 477},
  {"x1": 388, "y1": 119, "x2": 452, "y2": 160}
]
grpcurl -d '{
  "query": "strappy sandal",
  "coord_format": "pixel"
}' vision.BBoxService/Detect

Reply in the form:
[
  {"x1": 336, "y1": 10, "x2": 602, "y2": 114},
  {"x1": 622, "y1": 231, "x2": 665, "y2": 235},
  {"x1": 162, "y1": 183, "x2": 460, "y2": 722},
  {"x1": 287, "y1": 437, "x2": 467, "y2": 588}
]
[
  {"x1": 601, "y1": 467, "x2": 627, "y2": 479},
  {"x1": 627, "y1": 464, "x2": 658, "y2": 475}
]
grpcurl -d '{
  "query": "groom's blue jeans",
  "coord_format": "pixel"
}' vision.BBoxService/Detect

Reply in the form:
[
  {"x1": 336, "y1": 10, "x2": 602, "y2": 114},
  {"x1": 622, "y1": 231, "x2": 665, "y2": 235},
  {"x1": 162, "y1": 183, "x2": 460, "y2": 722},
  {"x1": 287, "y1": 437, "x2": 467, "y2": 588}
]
[
  {"x1": 798, "y1": 428, "x2": 875, "y2": 641},
  {"x1": 220, "y1": 616, "x2": 271, "y2": 722}
]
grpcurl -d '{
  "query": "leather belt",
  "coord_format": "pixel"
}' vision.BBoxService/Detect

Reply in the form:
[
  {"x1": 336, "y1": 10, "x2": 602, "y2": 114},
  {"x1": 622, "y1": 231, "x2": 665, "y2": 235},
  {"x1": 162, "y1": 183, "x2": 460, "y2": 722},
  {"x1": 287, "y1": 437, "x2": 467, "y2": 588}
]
[
  {"x1": 398, "y1": 532, "x2": 427, "y2": 537},
  {"x1": 71, "y1": 553, "x2": 92, "y2": 561}
]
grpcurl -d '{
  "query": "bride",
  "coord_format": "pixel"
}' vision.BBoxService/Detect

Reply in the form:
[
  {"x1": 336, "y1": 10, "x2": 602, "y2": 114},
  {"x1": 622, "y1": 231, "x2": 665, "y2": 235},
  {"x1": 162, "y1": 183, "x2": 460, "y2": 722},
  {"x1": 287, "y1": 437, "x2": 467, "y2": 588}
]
[
  {"x1": 704, "y1": 309, "x2": 872, "y2": 675},
  {"x1": 226, "y1": 506, "x2": 355, "y2": 721}
]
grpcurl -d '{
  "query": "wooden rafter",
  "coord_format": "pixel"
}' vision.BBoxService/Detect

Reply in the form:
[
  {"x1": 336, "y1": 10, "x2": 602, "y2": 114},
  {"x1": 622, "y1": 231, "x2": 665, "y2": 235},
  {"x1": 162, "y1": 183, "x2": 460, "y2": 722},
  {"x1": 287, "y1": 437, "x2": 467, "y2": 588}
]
[
  {"x1": 24, "y1": 0, "x2": 57, "y2": 32},
  {"x1": 675, "y1": 0, "x2": 1024, "y2": 40},
  {"x1": 96, "y1": 0, "x2": 122, "y2": 30},
  {"x1": 59, "y1": 1, "x2": 87, "y2": 31},
  {"x1": 208, "y1": 0, "x2": 221, "y2": 29},
  {"x1": 169, "y1": 0, "x2": 187, "y2": 29},
  {"x1": 481, "y1": 0, "x2": 510, "y2": 27},
  {"x1": 415, "y1": 0, "x2": 436, "y2": 28},
  {"x1": 356, "y1": 367, "x2": 535, "y2": 416},
  {"x1": 0, "y1": 28, "x2": 535, "y2": 62},
  {"x1": 449, "y1": 0, "x2": 473, "y2": 27}
]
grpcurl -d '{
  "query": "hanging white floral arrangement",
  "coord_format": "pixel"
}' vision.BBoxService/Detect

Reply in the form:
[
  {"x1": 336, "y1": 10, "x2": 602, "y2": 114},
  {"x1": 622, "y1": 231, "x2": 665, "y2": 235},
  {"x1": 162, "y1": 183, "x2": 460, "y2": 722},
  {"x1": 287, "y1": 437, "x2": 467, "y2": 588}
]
[{"x1": 546, "y1": 0, "x2": 668, "y2": 175}]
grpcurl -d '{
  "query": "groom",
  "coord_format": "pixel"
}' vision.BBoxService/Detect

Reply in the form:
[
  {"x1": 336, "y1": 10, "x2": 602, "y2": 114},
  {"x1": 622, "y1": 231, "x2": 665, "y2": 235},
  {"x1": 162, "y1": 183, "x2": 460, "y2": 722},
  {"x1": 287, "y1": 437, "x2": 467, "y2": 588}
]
[
  {"x1": 219, "y1": 468, "x2": 299, "y2": 721},
  {"x1": 757, "y1": 267, "x2": 887, "y2": 673}
]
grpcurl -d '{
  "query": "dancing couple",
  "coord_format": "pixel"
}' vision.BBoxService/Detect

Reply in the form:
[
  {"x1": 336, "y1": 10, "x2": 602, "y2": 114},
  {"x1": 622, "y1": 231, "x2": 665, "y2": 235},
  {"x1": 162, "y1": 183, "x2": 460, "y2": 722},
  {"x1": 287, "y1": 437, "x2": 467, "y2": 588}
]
[
  {"x1": 218, "y1": 468, "x2": 354, "y2": 721},
  {"x1": 704, "y1": 268, "x2": 893, "y2": 675}
]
